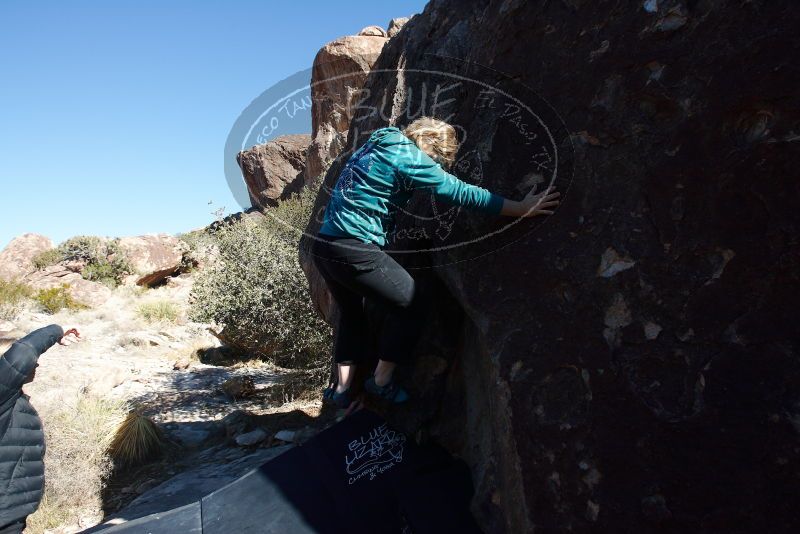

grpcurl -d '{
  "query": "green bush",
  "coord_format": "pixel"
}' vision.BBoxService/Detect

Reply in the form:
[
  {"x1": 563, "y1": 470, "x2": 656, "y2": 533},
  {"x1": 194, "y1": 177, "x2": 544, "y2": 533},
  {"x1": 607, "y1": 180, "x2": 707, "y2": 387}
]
[
  {"x1": 57, "y1": 236, "x2": 133, "y2": 288},
  {"x1": 137, "y1": 301, "x2": 180, "y2": 323},
  {"x1": 177, "y1": 228, "x2": 215, "y2": 272},
  {"x1": 35, "y1": 284, "x2": 86, "y2": 314},
  {"x1": 0, "y1": 279, "x2": 34, "y2": 319},
  {"x1": 81, "y1": 262, "x2": 117, "y2": 288},
  {"x1": 190, "y1": 187, "x2": 331, "y2": 368},
  {"x1": 58, "y1": 236, "x2": 105, "y2": 264},
  {"x1": 32, "y1": 249, "x2": 64, "y2": 270}
]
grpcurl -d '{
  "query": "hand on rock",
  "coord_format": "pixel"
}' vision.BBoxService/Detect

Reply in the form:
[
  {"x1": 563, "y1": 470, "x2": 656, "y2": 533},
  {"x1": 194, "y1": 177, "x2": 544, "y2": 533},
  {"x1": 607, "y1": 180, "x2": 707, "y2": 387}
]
[{"x1": 522, "y1": 185, "x2": 560, "y2": 217}]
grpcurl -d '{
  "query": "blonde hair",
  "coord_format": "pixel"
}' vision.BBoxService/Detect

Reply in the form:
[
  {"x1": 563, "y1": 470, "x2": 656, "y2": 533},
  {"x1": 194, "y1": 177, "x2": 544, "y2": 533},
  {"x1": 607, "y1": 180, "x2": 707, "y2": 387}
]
[{"x1": 402, "y1": 117, "x2": 459, "y2": 168}]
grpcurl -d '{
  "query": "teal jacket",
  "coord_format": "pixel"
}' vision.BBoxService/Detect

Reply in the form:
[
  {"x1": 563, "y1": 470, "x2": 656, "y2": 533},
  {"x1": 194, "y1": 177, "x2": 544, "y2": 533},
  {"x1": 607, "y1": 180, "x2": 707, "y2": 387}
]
[{"x1": 319, "y1": 126, "x2": 504, "y2": 246}]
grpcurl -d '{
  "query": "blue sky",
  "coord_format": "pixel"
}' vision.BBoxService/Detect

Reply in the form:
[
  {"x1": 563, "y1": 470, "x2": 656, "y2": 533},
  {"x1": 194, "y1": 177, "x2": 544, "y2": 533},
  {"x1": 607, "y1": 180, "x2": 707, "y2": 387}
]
[{"x1": 0, "y1": 0, "x2": 427, "y2": 248}]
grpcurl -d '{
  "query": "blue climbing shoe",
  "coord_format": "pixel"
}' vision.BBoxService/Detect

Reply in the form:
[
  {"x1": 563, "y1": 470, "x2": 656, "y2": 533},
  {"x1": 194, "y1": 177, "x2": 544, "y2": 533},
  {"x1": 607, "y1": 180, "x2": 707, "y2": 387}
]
[
  {"x1": 322, "y1": 386, "x2": 352, "y2": 409},
  {"x1": 364, "y1": 376, "x2": 409, "y2": 404}
]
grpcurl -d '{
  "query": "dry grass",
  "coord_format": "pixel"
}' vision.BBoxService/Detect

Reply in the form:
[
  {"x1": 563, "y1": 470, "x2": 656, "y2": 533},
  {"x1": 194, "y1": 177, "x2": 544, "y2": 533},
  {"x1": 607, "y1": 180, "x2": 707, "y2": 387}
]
[
  {"x1": 136, "y1": 300, "x2": 180, "y2": 323},
  {"x1": 109, "y1": 411, "x2": 165, "y2": 466},
  {"x1": 34, "y1": 284, "x2": 87, "y2": 314},
  {"x1": 26, "y1": 392, "x2": 126, "y2": 534},
  {"x1": 0, "y1": 278, "x2": 33, "y2": 320}
]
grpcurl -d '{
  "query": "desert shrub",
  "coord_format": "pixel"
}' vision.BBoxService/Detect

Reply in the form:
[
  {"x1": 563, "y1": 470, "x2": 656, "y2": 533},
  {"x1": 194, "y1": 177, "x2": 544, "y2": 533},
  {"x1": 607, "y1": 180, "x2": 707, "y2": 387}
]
[
  {"x1": 34, "y1": 284, "x2": 86, "y2": 314},
  {"x1": 0, "y1": 278, "x2": 33, "y2": 320},
  {"x1": 82, "y1": 261, "x2": 118, "y2": 288},
  {"x1": 58, "y1": 235, "x2": 105, "y2": 264},
  {"x1": 26, "y1": 393, "x2": 125, "y2": 533},
  {"x1": 177, "y1": 229, "x2": 215, "y2": 272},
  {"x1": 137, "y1": 300, "x2": 179, "y2": 323},
  {"x1": 57, "y1": 236, "x2": 133, "y2": 287},
  {"x1": 190, "y1": 187, "x2": 331, "y2": 368},
  {"x1": 32, "y1": 248, "x2": 63, "y2": 270},
  {"x1": 109, "y1": 411, "x2": 164, "y2": 466}
]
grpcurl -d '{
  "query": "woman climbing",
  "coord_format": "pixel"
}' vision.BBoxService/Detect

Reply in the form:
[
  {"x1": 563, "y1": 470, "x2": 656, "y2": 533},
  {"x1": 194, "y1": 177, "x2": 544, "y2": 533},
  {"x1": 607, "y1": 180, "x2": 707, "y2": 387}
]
[{"x1": 311, "y1": 117, "x2": 560, "y2": 409}]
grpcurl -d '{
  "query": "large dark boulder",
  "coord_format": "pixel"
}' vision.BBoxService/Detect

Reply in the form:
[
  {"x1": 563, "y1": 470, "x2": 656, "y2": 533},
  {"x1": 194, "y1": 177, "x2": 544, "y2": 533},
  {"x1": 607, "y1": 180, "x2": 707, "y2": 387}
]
[{"x1": 301, "y1": 1, "x2": 800, "y2": 532}]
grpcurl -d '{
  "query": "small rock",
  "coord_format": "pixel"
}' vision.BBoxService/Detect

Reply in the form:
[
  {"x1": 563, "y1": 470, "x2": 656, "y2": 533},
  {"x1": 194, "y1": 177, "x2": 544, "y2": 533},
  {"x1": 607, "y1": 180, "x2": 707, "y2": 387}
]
[
  {"x1": 274, "y1": 430, "x2": 296, "y2": 443},
  {"x1": 173, "y1": 358, "x2": 191, "y2": 371},
  {"x1": 235, "y1": 428, "x2": 268, "y2": 446},
  {"x1": 221, "y1": 410, "x2": 254, "y2": 438},
  {"x1": 221, "y1": 376, "x2": 256, "y2": 399},
  {"x1": 358, "y1": 25, "x2": 387, "y2": 37}
]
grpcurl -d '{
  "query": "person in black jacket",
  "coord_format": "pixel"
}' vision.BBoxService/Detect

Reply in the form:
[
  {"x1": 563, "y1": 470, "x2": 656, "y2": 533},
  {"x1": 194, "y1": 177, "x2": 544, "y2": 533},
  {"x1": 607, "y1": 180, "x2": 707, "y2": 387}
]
[{"x1": 0, "y1": 324, "x2": 79, "y2": 533}]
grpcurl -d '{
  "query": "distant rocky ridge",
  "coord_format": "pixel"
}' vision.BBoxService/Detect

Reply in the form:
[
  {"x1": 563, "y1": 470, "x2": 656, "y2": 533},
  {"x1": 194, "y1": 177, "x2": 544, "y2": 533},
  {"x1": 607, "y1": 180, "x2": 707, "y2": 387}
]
[{"x1": 0, "y1": 232, "x2": 190, "y2": 307}]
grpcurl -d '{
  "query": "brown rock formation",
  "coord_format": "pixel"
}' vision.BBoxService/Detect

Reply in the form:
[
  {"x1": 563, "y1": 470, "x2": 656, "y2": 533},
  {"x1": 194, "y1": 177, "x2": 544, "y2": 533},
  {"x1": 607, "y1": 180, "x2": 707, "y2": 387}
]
[
  {"x1": 24, "y1": 265, "x2": 111, "y2": 307},
  {"x1": 358, "y1": 25, "x2": 388, "y2": 38},
  {"x1": 301, "y1": 28, "x2": 390, "y2": 323},
  {"x1": 387, "y1": 17, "x2": 409, "y2": 38},
  {"x1": 236, "y1": 134, "x2": 311, "y2": 210},
  {"x1": 0, "y1": 233, "x2": 53, "y2": 281},
  {"x1": 118, "y1": 234, "x2": 187, "y2": 287},
  {"x1": 301, "y1": 1, "x2": 800, "y2": 532},
  {"x1": 305, "y1": 32, "x2": 388, "y2": 181}
]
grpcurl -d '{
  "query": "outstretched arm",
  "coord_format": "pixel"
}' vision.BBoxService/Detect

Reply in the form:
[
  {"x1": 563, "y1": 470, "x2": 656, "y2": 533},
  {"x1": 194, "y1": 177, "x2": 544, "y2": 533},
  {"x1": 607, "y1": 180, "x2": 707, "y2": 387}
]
[
  {"x1": 393, "y1": 140, "x2": 561, "y2": 217},
  {"x1": 0, "y1": 324, "x2": 63, "y2": 400}
]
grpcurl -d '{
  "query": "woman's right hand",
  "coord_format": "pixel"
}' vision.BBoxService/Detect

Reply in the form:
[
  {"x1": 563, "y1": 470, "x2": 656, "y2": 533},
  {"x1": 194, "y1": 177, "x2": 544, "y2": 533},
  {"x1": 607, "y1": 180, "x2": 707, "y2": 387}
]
[{"x1": 522, "y1": 185, "x2": 560, "y2": 217}]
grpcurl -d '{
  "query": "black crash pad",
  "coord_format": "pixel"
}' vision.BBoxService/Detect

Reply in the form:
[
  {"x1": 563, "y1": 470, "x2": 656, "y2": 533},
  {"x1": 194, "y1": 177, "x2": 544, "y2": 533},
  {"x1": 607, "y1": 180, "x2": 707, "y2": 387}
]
[
  {"x1": 97, "y1": 502, "x2": 202, "y2": 533},
  {"x1": 91, "y1": 410, "x2": 481, "y2": 534}
]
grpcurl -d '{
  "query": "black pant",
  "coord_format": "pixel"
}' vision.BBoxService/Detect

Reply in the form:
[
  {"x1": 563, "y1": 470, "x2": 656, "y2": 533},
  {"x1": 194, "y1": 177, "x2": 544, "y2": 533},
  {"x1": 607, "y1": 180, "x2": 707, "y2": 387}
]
[{"x1": 311, "y1": 234, "x2": 424, "y2": 366}]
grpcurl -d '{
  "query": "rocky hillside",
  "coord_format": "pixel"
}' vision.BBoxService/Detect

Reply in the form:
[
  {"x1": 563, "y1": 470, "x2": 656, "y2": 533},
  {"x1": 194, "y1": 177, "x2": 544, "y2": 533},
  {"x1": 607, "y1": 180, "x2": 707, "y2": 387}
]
[{"x1": 300, "y1": 1, "x2": 800, "y2": 532}]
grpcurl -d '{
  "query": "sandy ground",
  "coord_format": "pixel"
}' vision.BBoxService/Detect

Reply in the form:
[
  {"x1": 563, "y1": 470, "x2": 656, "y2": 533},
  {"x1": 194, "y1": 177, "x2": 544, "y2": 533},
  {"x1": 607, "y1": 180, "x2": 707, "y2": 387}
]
[{"x1": 1, "y1": 274, "x2": 327, "y2": 533}]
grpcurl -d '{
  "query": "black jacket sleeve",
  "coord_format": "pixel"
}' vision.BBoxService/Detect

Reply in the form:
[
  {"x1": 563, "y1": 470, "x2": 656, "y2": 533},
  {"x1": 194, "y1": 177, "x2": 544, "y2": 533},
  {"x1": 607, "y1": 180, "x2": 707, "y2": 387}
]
[{"x1": 0, "y1": 324, "x2": 63, "y2": 404}]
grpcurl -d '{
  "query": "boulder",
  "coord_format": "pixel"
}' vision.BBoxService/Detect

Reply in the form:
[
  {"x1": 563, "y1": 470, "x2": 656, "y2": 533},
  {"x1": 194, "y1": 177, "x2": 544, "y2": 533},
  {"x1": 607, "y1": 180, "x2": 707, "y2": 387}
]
[
  {"x1": 234, "y1": 428, "x2": 267, "y2": 447},
  {"x1": 24, "y1": 265, "x2": 111, "y2": 307},
  {"x1": 387, "y1": 17, "x2": 409, "y2": 38},
  {"x1": 0, "y1": 233, "x2": 53, "y2": 281},
  {"x1": 300, "y1": 29, "x2": 389, "y2": 323},
  {"x1": 236, "y1": 134, "x2": 311, "y2": 209},
  {"x1": 358, "y1": 25, "x2": 387, "y2": 38},
  {"x1": 305, "y1": 32, "x2": 388, "y2": 181},
  {"x1": 301, "y1": 2, "x2": 800, "y2": 532},
  {"x1": 118, "y1": 234, "x2": 186, "y2": 287}
]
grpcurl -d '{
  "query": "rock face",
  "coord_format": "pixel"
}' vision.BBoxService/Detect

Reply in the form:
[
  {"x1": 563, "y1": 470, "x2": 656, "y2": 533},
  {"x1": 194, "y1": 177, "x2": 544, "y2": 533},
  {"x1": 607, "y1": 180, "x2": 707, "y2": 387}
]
[
  {"x1": 301, "y1": 2, "x2": 800, "y2": 532},
  {"x1": 24, "y1": 265, "x2": 112, "y2": 307},
  {"x1": 0, "y1": 233, "x2": 53, "y2": 281},
  {"x1": 300, "y1": 28, "x2": 390, "y2": 323},
  {"x1": 305, "y1": 31, "x2": 388, "y2": 181},
  {"x1": 236, "y1": 134, "x2": 311, "y2": 210},
  {"x1": 118, "y1": 234, "x2": 186, "y2": 287},
  {"x1": 386, "y1": 17, "x2": 409, "y2": 38}
]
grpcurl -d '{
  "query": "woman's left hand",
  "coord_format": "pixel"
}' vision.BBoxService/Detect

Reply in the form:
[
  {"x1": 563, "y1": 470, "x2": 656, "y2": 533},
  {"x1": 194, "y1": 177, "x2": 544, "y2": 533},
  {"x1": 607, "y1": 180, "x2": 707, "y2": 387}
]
[{"x1": 521, "y1": 185, "x2": 560, "y2": 217}]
